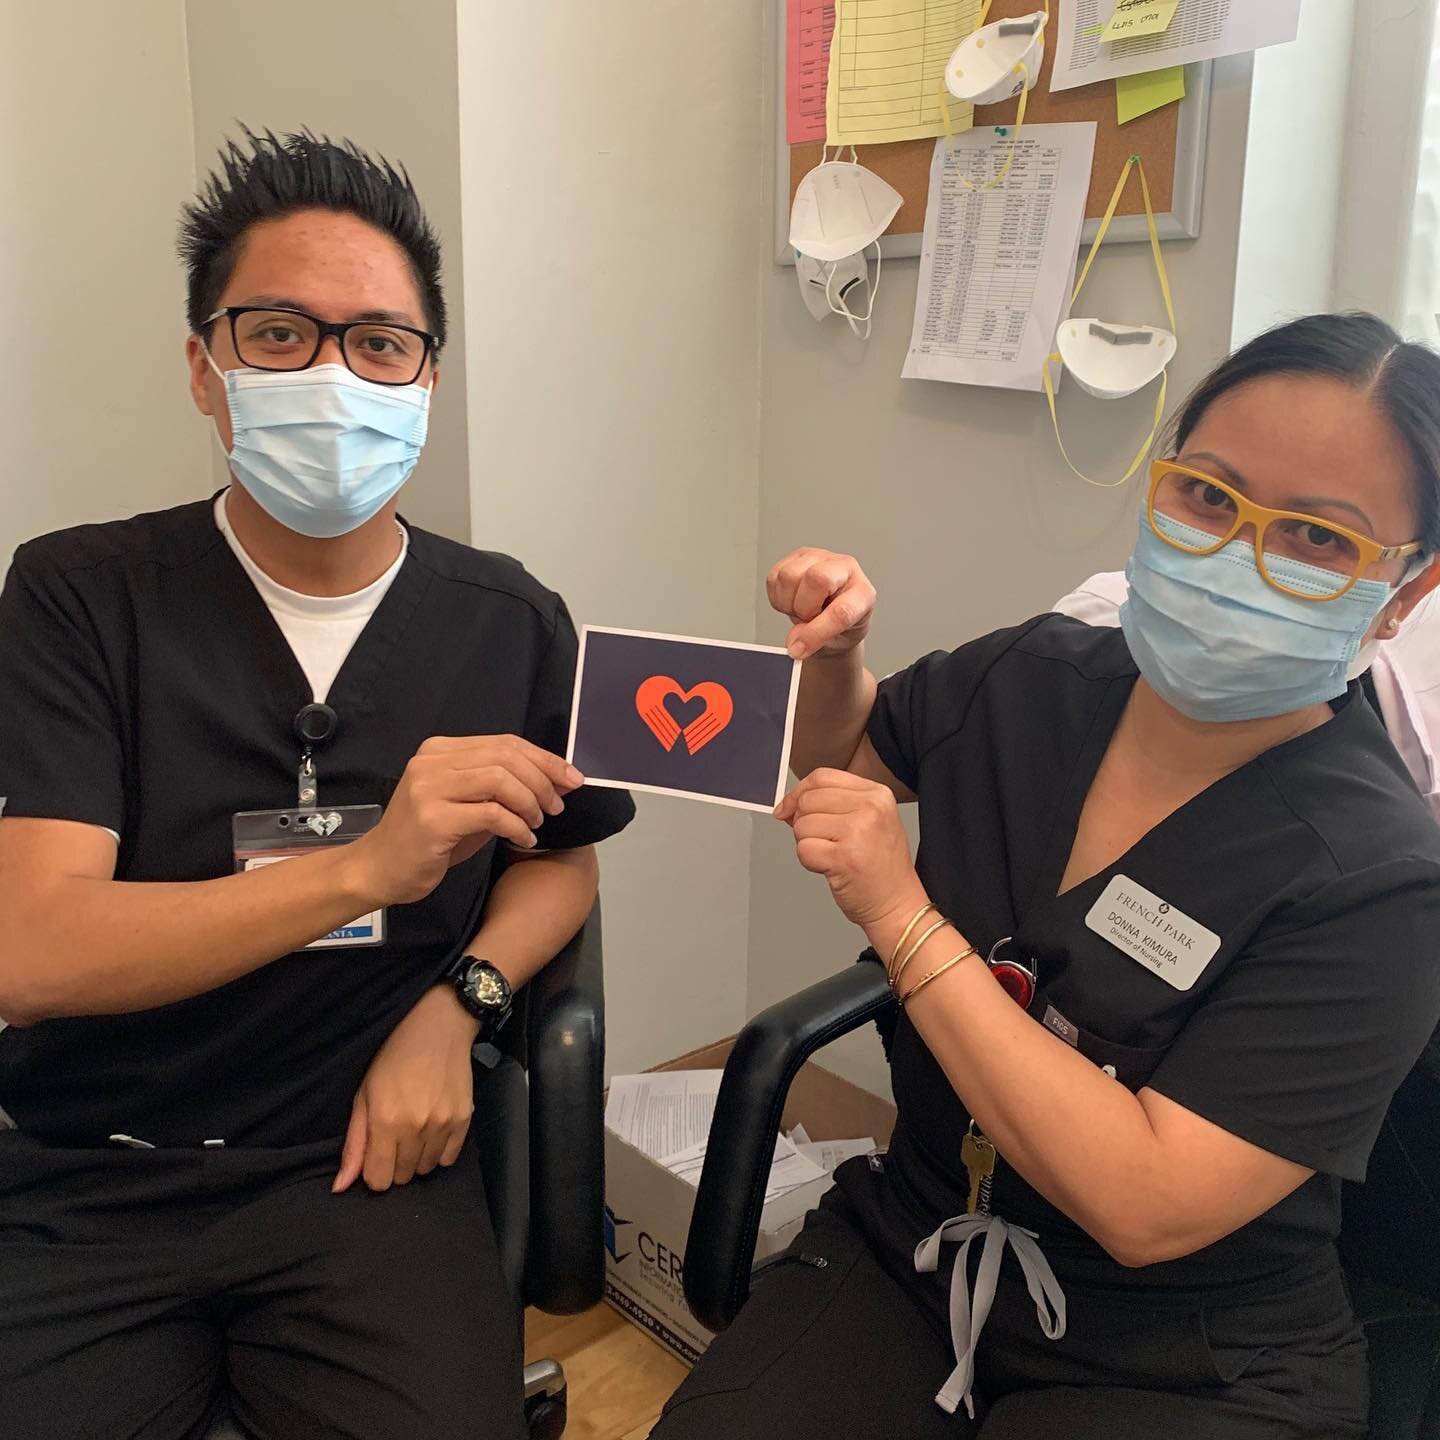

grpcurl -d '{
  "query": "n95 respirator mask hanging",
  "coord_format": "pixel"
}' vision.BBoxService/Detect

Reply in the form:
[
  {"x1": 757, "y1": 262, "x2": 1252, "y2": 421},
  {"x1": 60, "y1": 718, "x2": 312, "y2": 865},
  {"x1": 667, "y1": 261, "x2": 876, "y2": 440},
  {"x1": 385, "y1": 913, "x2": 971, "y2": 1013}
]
[
  {"x1": 945, "y1": 8, "x2": 1047, "y2": 106},
  {"x1": 934, "y1": 2, "x2": 1049, "y2": 192},
  {"x1": 790, "y1": 148, "x2": 902, "y2": 262},
  {"x1": 1042, "y1": 153, "x2": 1178, "y2": 489},
  {"x1": 796, "y1": 248, "x2": 881, "y2": 340},
  {"x1": 791, "y1": 148, "x2": 900, "y2": 342}
]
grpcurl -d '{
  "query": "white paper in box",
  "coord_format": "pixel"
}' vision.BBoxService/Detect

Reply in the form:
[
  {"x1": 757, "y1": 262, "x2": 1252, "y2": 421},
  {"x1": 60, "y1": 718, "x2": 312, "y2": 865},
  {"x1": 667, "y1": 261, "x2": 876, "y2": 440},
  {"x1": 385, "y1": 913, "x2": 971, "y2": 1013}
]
[{"x1": 602, "y1": 1039, "x2": 896, "y2": 1365}]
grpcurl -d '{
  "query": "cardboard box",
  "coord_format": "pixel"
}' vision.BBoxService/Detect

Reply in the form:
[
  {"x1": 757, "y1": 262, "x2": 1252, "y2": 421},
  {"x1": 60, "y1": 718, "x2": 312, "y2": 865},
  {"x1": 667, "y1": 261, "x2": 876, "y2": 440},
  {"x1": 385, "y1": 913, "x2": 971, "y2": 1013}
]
[{"x1": 603, "y1": 1038, "x2": 896, "y2": 1364}]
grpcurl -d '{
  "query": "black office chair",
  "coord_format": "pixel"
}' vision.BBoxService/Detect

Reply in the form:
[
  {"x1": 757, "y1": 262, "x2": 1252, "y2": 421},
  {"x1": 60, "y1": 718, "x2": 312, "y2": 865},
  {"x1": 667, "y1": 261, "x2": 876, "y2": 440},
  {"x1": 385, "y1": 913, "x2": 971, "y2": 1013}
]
[
  {"x1": 474, "y1": 900, "x2": 610, "y2": 1440},
  {"x1": 207, "y1": 903, "x2": 608, "y2": 1440},
  {"x1": 1342, "y1": 1039, "x2": 1440, "y2": 1440},
  {"x1": 683, "y1": 950, "x2": 1440, "y2": 1440}
]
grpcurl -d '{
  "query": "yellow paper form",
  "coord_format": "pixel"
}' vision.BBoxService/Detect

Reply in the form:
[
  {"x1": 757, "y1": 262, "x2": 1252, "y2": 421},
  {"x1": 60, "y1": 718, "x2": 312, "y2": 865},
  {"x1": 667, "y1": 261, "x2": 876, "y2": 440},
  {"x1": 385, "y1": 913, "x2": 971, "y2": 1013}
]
[
  {"x1": 1102, "y1": 0, "x2": 1181, "y2": 43},
  {"x1": 1115, "y1": 64, "x2": 1186, "y2": 124},
  {"x1": 826, "y1": 0, "x2": 982, "y2": 146}
]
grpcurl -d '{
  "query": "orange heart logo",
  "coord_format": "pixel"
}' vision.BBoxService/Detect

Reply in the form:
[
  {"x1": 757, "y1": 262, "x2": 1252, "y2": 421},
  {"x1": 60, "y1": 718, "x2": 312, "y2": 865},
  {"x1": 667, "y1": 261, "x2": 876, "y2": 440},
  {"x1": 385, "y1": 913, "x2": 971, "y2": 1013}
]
[{"x1": 635, "y1": 675, "x2": 735, "y2": 756}]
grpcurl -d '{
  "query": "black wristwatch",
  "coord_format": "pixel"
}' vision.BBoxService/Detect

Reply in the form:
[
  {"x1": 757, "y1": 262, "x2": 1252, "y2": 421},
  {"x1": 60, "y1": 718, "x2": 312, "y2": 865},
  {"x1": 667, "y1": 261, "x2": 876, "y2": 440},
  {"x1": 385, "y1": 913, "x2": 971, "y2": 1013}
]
[{"x1": 450, "y1": 956, "x2": 514, "y2": 1042}]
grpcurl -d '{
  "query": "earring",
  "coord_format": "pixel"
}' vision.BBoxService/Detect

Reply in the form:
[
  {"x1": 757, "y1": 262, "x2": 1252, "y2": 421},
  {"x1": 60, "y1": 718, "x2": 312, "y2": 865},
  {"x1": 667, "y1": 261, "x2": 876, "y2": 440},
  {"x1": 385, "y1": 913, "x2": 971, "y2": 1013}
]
[{"x1": 1383, "y1": 617, "x2": 1401, "y2": 637}]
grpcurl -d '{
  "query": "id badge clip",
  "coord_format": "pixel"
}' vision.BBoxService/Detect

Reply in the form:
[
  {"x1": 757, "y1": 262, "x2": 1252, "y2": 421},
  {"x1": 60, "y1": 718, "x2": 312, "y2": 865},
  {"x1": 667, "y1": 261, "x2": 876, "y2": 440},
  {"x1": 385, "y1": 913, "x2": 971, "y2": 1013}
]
[{"x1": 230, "y1": 703, "x2": 387, "y2": 949}]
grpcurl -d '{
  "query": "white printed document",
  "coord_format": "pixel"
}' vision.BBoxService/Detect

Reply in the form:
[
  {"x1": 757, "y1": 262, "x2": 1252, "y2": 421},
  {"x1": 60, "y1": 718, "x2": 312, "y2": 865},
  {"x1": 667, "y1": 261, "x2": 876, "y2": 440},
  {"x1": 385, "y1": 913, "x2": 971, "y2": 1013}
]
[
  {"x1": 606, "y1": 1073, "x2": 874, "y2": 1203},
  {"x1": 661, "y1": 1131, "x2": 828, "y2": 1203},
  {"x1": 903, "y1": 123, "x2": 1096, "y2": 391},
  {"x1": 1050, "y1": 0, "x2": 1301, "y2": 92},
  {"x1": 796, "y1": 1136, "x2": 878, "y2": 1174},
  {"x1": 605, "y1": 1071, "x2": 724, "y2": 1160}
]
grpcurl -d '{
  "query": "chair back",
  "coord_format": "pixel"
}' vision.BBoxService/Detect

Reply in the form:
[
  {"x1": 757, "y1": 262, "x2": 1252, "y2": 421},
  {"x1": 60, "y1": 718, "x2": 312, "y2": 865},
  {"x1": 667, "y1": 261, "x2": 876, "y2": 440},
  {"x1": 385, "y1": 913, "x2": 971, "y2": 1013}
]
[{"x1": 1341, "y1": 1043, "x2": 1440, "y2": 1439}]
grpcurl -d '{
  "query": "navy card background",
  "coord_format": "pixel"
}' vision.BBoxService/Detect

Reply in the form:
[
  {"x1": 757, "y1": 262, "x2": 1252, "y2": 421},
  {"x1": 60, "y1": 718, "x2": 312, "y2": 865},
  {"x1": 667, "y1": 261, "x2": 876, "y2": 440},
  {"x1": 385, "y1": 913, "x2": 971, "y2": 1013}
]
[{"x1": 570, "y1": 631, "x2": 796, "y2": 808}]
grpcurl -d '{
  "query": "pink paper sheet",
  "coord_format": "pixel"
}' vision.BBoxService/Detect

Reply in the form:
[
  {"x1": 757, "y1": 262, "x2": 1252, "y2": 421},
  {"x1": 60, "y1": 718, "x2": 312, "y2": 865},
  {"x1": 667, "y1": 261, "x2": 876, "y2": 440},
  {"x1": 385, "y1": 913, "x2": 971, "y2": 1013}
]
[{"x1": 786, "y1": 0, "x2": 835, "y2": 146}]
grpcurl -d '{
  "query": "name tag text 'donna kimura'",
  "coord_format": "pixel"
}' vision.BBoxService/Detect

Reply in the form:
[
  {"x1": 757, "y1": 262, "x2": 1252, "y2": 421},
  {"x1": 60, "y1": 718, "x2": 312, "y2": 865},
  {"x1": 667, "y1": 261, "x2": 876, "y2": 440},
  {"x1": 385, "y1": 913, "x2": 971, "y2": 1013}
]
[{"x1": 1085, "y1": 875, "x2": 1220, "y2": 991}]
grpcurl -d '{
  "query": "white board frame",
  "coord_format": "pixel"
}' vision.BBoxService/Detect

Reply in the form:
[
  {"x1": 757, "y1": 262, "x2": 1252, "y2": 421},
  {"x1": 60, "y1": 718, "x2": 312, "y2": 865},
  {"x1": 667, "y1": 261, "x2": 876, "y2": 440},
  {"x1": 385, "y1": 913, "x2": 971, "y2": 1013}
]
[{"x1": 773, "y1": 0, "x2": 1212, "y2": 265}]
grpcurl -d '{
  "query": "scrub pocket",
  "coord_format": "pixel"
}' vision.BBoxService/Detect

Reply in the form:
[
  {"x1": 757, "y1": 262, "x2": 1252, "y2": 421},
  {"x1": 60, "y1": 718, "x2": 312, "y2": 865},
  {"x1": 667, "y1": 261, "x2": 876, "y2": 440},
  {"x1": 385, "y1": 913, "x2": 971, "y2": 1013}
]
[{"x1": 1028, "y1": 989, "x2": 1171, "y2": 1091}]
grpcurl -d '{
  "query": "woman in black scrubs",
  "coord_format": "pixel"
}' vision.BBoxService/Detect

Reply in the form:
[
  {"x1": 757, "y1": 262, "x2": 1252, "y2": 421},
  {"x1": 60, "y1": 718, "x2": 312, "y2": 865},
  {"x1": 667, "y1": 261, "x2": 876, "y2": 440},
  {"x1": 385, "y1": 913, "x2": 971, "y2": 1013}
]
[{"x1": 655, "y1": 313, "x2": 1440, "y2": 1439}]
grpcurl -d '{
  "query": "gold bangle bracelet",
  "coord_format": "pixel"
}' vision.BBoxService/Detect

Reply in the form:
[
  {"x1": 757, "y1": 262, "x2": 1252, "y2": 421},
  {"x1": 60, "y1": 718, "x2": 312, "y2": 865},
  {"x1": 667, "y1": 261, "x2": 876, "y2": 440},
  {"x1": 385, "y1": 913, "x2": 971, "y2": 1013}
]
[
  {"x1": 890, "y1": 919, "x2": 949, "y2": 994},
  {"x1": 888, "y1": 902, "x2": 936, "y2": 983},
  {"x1": 900, "y1": 945, "x2": 978, "y2": 1005}
]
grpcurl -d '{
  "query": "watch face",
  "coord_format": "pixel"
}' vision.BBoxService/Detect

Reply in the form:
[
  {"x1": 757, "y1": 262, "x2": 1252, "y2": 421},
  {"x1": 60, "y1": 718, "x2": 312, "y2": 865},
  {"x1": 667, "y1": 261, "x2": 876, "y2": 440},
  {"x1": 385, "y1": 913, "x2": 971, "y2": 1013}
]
[{"x1": 467, "y1": 964, "x2": 509, "y2": 1011}]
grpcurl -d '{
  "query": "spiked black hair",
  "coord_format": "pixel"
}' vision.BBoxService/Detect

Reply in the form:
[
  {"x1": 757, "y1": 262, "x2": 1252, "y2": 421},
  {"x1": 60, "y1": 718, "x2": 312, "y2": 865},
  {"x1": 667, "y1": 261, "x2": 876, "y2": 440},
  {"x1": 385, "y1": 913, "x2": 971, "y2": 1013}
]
[{"x1": 178, "y1": 126, "x2": 446, "y2": 348}]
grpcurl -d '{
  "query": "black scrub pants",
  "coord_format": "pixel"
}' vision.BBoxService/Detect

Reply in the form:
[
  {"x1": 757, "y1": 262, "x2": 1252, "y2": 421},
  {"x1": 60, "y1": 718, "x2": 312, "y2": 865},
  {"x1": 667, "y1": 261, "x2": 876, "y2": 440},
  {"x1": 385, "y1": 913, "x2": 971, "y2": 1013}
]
[
  {"x1": 654, "y1": 1165, "x2": 1370, "y2": 1440},
  {"x1": 0, "y1": 1130, "x2": 524, "y2": 1440}
]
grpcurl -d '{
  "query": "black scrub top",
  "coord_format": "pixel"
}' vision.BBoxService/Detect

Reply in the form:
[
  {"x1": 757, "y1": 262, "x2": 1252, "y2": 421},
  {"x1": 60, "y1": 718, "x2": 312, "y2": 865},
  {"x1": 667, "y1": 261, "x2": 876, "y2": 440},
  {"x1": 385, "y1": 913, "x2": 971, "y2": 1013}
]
[
  {"x1": 868, "y1": 614, "x2": 1440, "y2": 1293},
  {"x1": 0, "y1": 498, "x2": 635, "y2": 1148}
]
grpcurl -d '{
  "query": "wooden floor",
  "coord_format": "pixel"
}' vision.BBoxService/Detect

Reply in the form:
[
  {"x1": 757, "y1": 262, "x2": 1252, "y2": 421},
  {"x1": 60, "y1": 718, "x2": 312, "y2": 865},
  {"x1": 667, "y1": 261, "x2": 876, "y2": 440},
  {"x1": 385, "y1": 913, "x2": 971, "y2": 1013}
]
[{"x1": 525, "y1": 1304, "x2": 691, "y2": 1440}]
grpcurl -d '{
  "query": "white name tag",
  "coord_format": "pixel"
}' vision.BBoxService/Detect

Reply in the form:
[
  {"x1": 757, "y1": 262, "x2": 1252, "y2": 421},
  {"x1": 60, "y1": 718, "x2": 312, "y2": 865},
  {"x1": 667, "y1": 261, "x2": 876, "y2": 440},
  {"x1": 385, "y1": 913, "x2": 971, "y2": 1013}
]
[
  {"x1": 245, "y1": 854, "x2": 386, "y2": 948},
  {"x1": 1085, "y1": 875, "x2": 1220, "y2": 991}
]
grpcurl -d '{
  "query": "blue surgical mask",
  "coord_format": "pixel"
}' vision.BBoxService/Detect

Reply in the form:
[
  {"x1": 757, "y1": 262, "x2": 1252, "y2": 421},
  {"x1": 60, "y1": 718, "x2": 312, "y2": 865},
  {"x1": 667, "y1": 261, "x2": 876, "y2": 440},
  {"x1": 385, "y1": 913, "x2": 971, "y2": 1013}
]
[
  {"x1": 208, "y1": 359, "x2": 430, "y2": 539},
  {"x1": 1120, "y1": 511, "x2": 1396, "y2": 723}
]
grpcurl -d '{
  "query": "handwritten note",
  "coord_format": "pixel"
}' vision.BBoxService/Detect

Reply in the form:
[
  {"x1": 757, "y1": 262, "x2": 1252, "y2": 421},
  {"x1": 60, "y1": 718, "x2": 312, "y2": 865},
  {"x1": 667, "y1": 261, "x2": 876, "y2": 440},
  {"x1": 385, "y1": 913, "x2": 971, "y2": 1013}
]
[
  {"x1": 1103, "y1": 0, "x2": 1181, "y2": 43},
  {"x1": 787, "y1": 0, "x2": 836, "y2": 145},
  {"x1": 1115, "y1": 64, "x2": 1186, "y2": 125},
  {"x1": 826, "y1": 0, "x2": 981, "y2": 146}
]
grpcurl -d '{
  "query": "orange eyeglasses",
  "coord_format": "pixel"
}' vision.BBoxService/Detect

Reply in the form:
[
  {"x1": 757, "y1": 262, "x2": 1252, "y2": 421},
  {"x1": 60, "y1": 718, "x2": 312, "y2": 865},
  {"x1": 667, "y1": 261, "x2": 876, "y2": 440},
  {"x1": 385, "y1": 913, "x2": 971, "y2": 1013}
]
[{"x1": 1146, "y1": 459, "x2": 1423, "y2": 601}]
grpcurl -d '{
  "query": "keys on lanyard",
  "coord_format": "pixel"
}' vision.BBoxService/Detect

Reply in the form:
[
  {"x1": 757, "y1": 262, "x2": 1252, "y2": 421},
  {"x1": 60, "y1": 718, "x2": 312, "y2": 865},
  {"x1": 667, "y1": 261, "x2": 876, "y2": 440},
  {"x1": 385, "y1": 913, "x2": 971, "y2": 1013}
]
[
  {"x1": 961, "y1": 1121, "x2": 996, "y2": 1217},
  {"x1": 959, "y1": 940, "x2": 1034, "y2": 1219}
]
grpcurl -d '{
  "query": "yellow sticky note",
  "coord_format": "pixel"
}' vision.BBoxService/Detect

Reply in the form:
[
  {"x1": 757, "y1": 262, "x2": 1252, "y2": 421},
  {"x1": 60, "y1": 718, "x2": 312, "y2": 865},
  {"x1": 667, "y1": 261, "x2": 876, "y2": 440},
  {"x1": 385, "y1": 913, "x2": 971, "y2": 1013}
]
[
  {"x1": 1103, "y1": 0, "x2": 1181, "y2": 42},
  {"x1": 1116, "y1": 65, "x2": 1186, "y2": 125}
]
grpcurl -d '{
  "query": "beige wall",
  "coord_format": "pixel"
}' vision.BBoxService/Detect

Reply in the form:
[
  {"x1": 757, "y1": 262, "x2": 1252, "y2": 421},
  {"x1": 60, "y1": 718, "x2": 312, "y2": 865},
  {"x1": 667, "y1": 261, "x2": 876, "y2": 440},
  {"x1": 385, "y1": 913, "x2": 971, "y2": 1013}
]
[
  {"x1": 1232, "y1": 0, "x2": 1357, "y2": 344},
  {"x1": 455, "y1": 0, "x2": 769, "y2": 1074},
  {"x1": 1334, "y1": 0, "x2": 1437, "y2": 325},
  {"x1": 745, "y1": 57, "x2": 1257, "y2": 1096},
  {"x1": 184, "y1": 0, "x2": 473, "y2": 543},
  {"x1": 0, "y1": 0, "x2": 209, "y2": 569}
]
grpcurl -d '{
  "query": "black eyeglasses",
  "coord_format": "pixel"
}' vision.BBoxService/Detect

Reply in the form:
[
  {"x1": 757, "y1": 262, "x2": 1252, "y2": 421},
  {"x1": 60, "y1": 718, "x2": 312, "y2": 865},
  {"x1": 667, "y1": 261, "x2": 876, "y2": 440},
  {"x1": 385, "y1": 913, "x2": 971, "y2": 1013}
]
[{"x1": 203, "y1": 306, "x2": 437, "y2": 387}]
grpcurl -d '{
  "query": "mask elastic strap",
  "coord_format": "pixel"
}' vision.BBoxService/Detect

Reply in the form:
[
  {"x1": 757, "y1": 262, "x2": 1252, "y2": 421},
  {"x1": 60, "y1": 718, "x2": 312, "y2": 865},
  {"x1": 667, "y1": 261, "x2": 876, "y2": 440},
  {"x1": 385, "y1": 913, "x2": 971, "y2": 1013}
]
[
  {"x1": 1043, "y1": 154, "x2": 1176, "y2": 489},
  {"x1": 940, "y1": 73, "x2": 1030, "y2": 191},
  {"x1": 1068, "y1": 153, "x2": 1175, "y2": 332},
  {"x1": 1042, "y1": 364, "x2": 1169, "y2": 490},
  {"x1": 937, "y1": 3, "x2": 1046, "y2": 192},
  {"x1": 201, "y1": 339, "x2": 228, "y2": 385},
  {"x1": 825, "y1": 241, "x2": 882, "y2": 340}
]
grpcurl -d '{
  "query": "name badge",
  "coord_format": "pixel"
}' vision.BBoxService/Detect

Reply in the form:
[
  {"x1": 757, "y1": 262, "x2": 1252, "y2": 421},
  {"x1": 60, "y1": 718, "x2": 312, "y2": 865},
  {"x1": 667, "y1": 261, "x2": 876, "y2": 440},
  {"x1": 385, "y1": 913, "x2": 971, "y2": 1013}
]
[
  {"x1": 1085, "y1": 875, "x2": 1219, "y2": 991},
  {"x1": 232, "y1": 805, "x2": 386, "y2": 949}
]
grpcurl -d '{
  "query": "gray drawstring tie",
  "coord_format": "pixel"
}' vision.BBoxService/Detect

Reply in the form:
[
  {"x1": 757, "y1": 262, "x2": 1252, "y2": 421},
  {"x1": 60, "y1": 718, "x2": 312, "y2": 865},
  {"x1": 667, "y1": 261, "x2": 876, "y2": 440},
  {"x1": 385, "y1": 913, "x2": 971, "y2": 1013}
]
[{"x1": 914, "y1": 1214, "x2": 1067, "y2": 1418}]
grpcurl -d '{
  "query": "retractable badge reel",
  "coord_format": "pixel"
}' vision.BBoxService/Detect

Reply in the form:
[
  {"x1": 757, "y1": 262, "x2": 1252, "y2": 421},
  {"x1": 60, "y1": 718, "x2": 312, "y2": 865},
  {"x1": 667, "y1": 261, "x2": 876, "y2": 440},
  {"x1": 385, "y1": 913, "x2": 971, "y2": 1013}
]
[
  {"x1": 230, "y1": 703, "x2": 388, "y2": 948},
  {"x1": 986, "y1": 937, "x2": 1036, "y2": 1010}
]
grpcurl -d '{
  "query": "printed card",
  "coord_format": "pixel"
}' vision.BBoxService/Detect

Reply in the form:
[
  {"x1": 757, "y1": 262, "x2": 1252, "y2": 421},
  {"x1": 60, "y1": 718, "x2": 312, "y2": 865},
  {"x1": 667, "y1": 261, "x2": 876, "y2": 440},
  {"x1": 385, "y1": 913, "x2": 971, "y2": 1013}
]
[{"x1": 567, "y1": 627, "x2": 802, "y2": 812}]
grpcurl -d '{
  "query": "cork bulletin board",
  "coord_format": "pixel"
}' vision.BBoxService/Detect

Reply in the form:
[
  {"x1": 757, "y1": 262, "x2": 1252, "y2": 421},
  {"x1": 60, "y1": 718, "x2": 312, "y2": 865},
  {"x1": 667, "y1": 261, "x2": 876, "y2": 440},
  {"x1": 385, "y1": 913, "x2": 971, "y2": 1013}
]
[{"x1": 774, "y1": 0, "x2": 1212, "y2": 263}]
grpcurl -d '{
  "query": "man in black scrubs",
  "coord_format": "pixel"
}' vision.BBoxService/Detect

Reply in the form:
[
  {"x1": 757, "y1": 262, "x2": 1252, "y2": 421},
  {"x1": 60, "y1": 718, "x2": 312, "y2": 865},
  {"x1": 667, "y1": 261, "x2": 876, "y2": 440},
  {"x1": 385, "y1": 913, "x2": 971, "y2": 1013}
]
[{"x1": 0, "y1": 129, "x2": 634, "y2": 1440}]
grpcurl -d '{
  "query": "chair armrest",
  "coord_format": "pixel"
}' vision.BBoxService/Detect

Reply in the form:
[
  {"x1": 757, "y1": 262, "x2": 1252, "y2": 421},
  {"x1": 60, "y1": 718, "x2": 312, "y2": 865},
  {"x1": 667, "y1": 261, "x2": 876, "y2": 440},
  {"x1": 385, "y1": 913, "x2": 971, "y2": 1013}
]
[
  {"x1": 683, "y1": 954, "x2": 896, "y2": 1333},
  {"x1": 470, "y1": 1055, "x2": 530, "y2": 1304},
  {"x1": 523, "y1": 900, "x2": 606, "y2": 1314}
]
